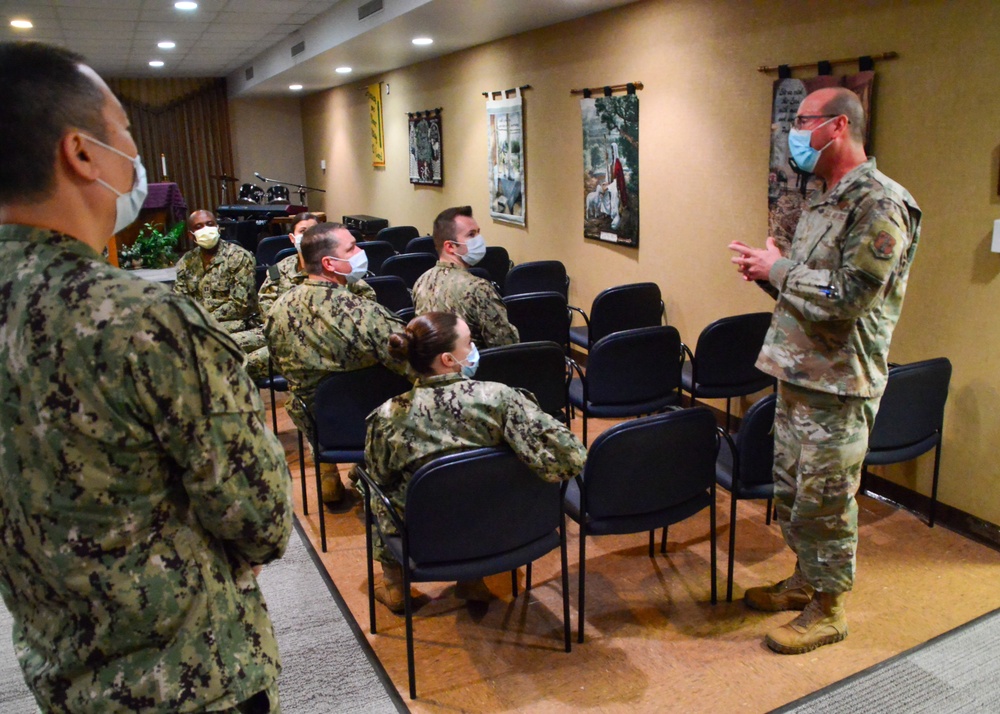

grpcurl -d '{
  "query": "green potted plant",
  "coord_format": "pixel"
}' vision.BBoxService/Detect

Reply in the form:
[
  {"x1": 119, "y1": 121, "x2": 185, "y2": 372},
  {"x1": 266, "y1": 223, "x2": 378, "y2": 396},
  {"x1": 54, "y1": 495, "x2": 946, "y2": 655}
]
[{"x1": 120, "y1": 222, "x2": 182, "y2": 270}]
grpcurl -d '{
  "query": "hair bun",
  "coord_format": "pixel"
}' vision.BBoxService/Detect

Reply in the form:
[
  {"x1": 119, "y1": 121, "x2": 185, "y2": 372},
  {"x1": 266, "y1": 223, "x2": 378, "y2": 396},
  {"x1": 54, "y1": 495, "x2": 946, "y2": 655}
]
[{"x1": 387, "y1": 330, "x2": 410, "y2": 361}]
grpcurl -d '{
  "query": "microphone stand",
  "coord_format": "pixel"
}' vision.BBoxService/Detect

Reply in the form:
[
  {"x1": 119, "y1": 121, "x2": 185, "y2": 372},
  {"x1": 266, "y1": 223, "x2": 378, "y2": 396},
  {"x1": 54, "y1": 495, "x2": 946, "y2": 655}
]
[{"x1": 254, "y1": 172, "x2": 326, "y2": 207}]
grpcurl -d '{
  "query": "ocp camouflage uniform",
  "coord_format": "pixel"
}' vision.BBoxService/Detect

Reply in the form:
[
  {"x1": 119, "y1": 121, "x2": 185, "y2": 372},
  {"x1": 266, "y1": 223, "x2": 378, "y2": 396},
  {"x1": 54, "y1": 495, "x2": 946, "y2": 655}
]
[
  {"x1": 412, "y1": 261, "x2": 519, "y2": 348},
  {"x1": 756, "y1": 158, "x2": 921, "y2": 594},
  {"x1": 0, "y1": 225, "x2": 293, "y2": 713},
  {"x1": 264, "y1": 278, "x2": 406, "y2": 435},
  {"x1": 364, "y1": 372, "x2": 587, "y2": 563},
  {"x1": 174, "y1": 240, "x2": 268, "y2": 380}
]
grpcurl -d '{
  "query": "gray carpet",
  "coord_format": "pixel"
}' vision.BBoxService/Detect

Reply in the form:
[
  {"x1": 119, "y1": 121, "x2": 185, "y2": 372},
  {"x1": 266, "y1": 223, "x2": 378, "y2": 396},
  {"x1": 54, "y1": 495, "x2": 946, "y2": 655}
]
[
  {"x1": 0, "y1": 519, "x2": 406, "y2": 713},
  {"x1": 773, "y1": 607, "x2": 1000, "y2": 713}
]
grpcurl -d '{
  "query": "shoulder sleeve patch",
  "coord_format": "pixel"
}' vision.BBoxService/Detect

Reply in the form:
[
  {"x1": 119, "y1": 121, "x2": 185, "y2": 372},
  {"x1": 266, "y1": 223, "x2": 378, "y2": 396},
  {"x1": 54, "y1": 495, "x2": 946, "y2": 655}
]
[{"x1": 871, "y1": 231, "x2": 896, "y2": 260}]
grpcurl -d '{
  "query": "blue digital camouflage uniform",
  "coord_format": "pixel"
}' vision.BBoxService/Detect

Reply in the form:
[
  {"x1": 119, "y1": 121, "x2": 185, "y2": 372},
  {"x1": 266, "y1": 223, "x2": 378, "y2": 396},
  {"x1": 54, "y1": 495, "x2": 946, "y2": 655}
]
[
  {"x1": 174, "y1": 240, "x2": 268, "y2": 380},
  {"x1": 364, "y1": 372, "x2": 587, "y2": 563},
  {"x1": 755, "y1": 158, "x2": 921, "y2": 594},
  {"x1": 412, "y1": 261, "x2": 519, "y2": 348},
  {"x1": 264, "y1": 278, "x2": 405, "y2": 435},
  {"x1": 0, "y1": 225, "x2": 293, "y2": 713}
]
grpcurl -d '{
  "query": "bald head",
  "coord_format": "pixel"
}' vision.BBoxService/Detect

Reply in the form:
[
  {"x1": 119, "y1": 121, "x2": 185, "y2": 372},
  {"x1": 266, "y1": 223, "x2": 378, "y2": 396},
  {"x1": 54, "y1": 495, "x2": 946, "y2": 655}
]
[
  {"x1": 806, "y1": 87, "x2": 865, "y2": 143},
  {"x1": 187, "y1": 210, "x2": 217, "y2": 233}
]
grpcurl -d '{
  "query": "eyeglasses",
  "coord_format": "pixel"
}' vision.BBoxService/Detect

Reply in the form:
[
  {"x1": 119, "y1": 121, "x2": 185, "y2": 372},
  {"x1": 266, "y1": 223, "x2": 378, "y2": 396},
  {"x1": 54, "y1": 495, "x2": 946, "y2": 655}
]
[{"x1": 792, "y1": 114, "x2": 842, "y2": 129}]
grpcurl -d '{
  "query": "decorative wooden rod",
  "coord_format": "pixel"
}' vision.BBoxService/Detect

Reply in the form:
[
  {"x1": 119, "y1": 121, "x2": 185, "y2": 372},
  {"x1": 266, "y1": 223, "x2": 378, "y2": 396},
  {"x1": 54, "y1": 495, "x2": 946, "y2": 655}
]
[
  {"x1": 570, "y1": 81, "x2": 643, "y2": 96},
  {"x1": 758, "y1": 51, "x2": 898, "y2": 73},
  {"x1": 481, "y1": 84, "x2": 531, "y2": 98}
]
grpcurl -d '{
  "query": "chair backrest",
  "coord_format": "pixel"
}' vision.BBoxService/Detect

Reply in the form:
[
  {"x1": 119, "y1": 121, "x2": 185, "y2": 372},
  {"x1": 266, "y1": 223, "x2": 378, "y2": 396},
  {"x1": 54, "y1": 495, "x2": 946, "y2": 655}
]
[
  {"x1": 254, "y1": 264, "x2": 268, "y2": 291},
  {"x1": 691, "y1": 312, "x2": 774, "y2": 394},
  {"x1": 405, "y1": 447, "x2": 561, "y2": 564},
  {"x1": 313, "y1": 365, "x2": 412, "y2": 452},
  {"x1": 476, "y1": 341, "x2": 568, "y2": 419},
  {"x1": 502, "y1": 291, "x2": 570, "y2": 350},
  {"x1": 588, "y1": 282, "x2": 663, "y2": 346},
  {"x1": 273, "y1": 246, "x2": 298, "y2": 264},
  {"x1": 255, "y1": 234, "x2": 289, "y2": 266},
  {"x1": 347, "y1": 228, "x2": 364, "y2": 241},
  {"x1": 356, "y1": 240, "x2": 396, "y2": 276},
  {"x1": 868, "y1": 357, "x2": 952, "y2": 454},
  {"x1": 477, "y1": 246, "x2": 511, "y2": 293},
  {"x1": 364, "y1": 275, "x2": 414, "y2": 314},
  {"x1": 504, "y1": 260, "x2": 569, "y2": 298},
  {"x1": 585, "y1": 325, "x2": 682, "y2": 407},
  {"x1": 734, "y1": 394, "x2": 777, "y2": 489},
  {"x1": 583, "y1": 408, "x2": 718, "y2": 519},
  {"x1": 381, "y1": 253, "x2": 437, "y2": 289},
  {"x1": 405, "y1": 235, "x2": 437, "y2": 254},
  {"x1": 376, "y1": 225, "x2": 420, "y2": 253}
]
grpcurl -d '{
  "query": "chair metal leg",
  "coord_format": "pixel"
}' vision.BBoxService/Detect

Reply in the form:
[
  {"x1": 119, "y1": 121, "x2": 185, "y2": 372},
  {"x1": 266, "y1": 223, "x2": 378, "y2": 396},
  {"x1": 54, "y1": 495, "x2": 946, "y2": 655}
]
[
  {"x1": 526, "y1": 562, "x2": 533, "y2": 591},
  {"x1": 297, "y1": 430, "x2": 308, "y2": 516},
  {"x1": 362, "y1": 483, "x2": 377, "y2": 634},
  {"x1": 648, "y1": 530, "x2": 655, "y2": 558},
  {"x1": 403, "y1": 568, "x2": 417, "y2": 699},
  {"x1": 511, "y1": 569, "x2": 518, "y2": 597},
  {"x1": 560, "y1": 516, "x2": 571, "y2": 653},
  {"x1": 929, "y1": 441, "x2": 942, "y2": 527},
  {"x1": 660, "y1": 527, "x2": 667, "y2": 554},
  {"x1": 314, "y1": 459, "x2": 327, "y2": 552},
  {"x1": 709, "y1": 486, "x2": 717, "y2": 605},
  {"x1": 727, "y1": 494, "x2": 738, "y2": 602},
  {"x1": 581, "y1": 412, "x2": 588, "y2": 446},
  {"x1": 577, "y1": 527, "x2": 587, "y2": 643},
  {"x1": 269, "y1": 383, "x2": 279, "y2": 433},
  {"x1": 725, "y1": 397, "x2": 732, "y2": 433},
  {"x1": 764, "y1": 497, "x2": 772, "y2": 526}
]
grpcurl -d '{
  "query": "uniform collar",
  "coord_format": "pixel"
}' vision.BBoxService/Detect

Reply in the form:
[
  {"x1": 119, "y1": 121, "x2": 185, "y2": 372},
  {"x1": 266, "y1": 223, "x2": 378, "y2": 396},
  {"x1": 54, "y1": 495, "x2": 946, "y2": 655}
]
[
  {"x1": 810, "y1": 157, "x2": 877, "y2": 207},
  {"x1": 416, "y1": 372, "x2": 465, "y2": 388},
  {"x1": 0, "y1": 224, "x2": 104, "y2": 260}
]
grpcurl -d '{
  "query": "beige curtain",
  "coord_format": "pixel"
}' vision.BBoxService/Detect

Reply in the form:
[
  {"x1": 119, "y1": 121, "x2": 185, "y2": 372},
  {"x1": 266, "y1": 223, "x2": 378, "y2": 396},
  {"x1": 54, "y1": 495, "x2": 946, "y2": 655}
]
[{"x1": 107, "y1": 77, "x2": 235, "y2": 218}]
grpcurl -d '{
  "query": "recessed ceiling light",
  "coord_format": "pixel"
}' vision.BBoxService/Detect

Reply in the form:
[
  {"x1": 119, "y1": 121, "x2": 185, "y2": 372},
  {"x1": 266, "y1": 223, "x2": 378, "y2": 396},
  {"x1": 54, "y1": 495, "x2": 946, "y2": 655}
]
[
  {"x1": 412, "y1": 37, "x2": 433, "y2": 46},
  {"x1": 149, "y1": 60, "x2": 165, "y2": 68},
  {"x1": 157, "y1": 41, "x2": 176, "y2": 50},
  {"x1": 335, "y1": 66, "x2": 352, "y2": 74},
  {"x1": 289, "y1": 84, "x2": 303, "y2": 91},
  {"x1": 10, "y1": 19, "x2": 33, "y2": 29},
  {"x1": 174, "y1": 1, "x2": 198, "y2": 10}
]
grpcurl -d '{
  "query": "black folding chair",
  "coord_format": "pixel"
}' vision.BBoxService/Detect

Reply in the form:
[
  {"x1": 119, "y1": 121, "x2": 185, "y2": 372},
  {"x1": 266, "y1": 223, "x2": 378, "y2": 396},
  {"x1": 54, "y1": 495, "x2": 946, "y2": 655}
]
[{"x1": 569, "y1": 282, "x2": 663, "y2": 350}]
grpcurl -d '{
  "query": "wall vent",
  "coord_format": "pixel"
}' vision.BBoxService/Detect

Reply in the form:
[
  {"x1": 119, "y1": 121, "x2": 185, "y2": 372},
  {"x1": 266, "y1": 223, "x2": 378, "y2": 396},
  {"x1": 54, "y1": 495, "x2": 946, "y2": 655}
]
[
  {"x1": 245, "y1": 66, "x2": 254, "y2": 81},
  {"x1": 291, "y1": 41, "x2": 305, "y2": 57},
  {"x1": 358, "y1": 0, "x2": 383, "y2": 21}
]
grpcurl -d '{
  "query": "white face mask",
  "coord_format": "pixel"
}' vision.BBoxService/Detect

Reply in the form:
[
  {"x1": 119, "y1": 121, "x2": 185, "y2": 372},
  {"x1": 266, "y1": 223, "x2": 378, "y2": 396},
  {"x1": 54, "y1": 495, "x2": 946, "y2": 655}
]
[
  {"x1": 452, "y1": 234, "x2": 487, "y2": 266},
  {"x1": 293, "y1": 233, "x2": 304, "y2": 252},
  {"x1": 330, "y1": 250, "x2": 369, "y2": 284},
  {"x1": 193, "y1": 226, "x2": 221, "y2": 250},
  {"x1": 83, "y1": 134, "x2": 148, "y2": 234}
]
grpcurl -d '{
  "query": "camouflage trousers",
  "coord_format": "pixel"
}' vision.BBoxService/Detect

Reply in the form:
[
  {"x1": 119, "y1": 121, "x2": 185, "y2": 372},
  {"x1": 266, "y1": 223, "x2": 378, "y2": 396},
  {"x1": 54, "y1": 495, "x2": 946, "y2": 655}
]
[
  {"x1": 226, "y1": 326, "x2": 268, "y2": 382},
  {"x1": 209, "y1": 680, "x2": 279, "y2": 713},
  {"x1": 773, "y1": 381, "x2": 880, "y2": 594}
]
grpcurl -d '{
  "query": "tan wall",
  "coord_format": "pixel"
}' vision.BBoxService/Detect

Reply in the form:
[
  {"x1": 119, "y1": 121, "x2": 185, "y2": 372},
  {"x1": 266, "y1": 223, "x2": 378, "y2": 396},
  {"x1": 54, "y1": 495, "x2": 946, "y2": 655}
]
[
  {"x1": 295, "y1": 0, "x2": 1000, "y2": 525},
  {"x1": 230, "y1": 96, "x2": 307, "y2": 203}
]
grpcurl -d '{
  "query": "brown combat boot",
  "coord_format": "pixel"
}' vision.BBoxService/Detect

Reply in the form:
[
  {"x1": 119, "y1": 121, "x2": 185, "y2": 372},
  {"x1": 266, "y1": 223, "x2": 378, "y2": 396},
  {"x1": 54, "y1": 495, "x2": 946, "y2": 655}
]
[
  {"x1": 374, "y1": 563, "x2": 406, "y2": 614},
  {"x1": 744, "y1": 567, "x2": 815, "y2": 612},
  {"x1": 320, "y1": 463, "x2": 344, "y2": 505},
  {"x1": 765, "y1": 591, "x2": 848, "y2": 654},
  {"x1": 454, "y1": 578, "x2": 492, "y2": 603}
]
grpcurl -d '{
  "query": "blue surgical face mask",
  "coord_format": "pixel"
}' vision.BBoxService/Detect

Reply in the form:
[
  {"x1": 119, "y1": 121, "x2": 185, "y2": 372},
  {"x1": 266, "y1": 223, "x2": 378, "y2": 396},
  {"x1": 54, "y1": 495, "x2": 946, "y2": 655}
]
[
  {"x1": 451, "y1": 342, "x2": 479, "y2": 378},
  {"x1": 330, "y1": 250, "x2": 369, "y2": 284},
  {"x1": 787, "y1": 116, "x2": 836, "y2": 174},
  {"x1": 453, "y1": 234, "x2": 486, "y2": 266},
  {"x1": 83, "y1": 134, "x2": 148, "y2": 234}
]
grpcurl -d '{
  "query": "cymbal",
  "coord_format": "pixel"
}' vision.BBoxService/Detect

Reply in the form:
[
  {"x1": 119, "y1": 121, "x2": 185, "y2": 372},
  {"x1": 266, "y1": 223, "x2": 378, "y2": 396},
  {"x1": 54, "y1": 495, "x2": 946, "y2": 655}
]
[{"x1": 211, "y1": 174, "x2": 240, "y2": 182}]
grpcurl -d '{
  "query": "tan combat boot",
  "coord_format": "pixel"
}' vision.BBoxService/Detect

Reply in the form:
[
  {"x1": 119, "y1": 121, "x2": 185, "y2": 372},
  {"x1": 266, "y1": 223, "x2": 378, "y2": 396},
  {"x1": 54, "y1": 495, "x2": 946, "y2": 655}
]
[
  {"x1": 374, "y1": 562, "x2": 406, "y2": 614},
  {"x1": 454, "y1": 578, "x2": 492, "y2": 603},
  {"x1": 744, "y1": 566, "x2": 815, "y2": 612},
  {"x1": 320, "y1": 463, "x2": 344, "y2": 505},
  {"x1": 765, "y1": 591, "x2": 848, "y2": 654}
]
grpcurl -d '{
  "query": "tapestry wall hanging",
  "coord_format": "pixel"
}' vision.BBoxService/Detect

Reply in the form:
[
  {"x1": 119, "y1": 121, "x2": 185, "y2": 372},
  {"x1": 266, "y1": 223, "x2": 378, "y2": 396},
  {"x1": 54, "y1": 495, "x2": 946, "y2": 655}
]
[
  {"x1": 367, "y1": 82, "x2": 385, "y2": 168},
  {"x1": 487, "y1": 88, "x2": 525, "y2": 225},
  {"x1": 581, "y1": 90, "x2": 639, "y2": 247},
  {"x1": 408, "y1": 109, "x2": 443, "y2": 186},
  {"x1": 768, "y1": 71, "x2": 874, "y2": 249}
]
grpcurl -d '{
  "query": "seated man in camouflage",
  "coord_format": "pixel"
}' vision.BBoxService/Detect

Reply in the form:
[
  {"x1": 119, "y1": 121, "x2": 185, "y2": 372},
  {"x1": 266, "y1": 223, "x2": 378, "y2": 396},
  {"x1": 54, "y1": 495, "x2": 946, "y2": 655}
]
[
  {"x1": 258, "y1": 211, "x2": 320, "y2": 317},
  {"x1": 412, "y1": 205, "x2": 519, "y2": 348},
  {"x1": 173, "y1": 209, "x2": 267, "y2": 379},
  {"x1": 266, "y1": 222, "x2": 408, "y2": 504}
]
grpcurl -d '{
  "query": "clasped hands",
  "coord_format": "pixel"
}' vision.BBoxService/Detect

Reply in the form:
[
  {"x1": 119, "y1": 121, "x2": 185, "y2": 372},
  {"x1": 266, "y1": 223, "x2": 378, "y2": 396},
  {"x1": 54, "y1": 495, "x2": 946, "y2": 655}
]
[{"x1": 728, "y1": 237, "x2": 781, "y2": 282}]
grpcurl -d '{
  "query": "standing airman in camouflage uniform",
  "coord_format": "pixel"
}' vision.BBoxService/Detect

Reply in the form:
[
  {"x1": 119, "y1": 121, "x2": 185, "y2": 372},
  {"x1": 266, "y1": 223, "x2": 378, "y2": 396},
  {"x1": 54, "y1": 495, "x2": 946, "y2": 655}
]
[
  {"x1": 412, "y1": 205, "x2": 519, "y2": 348},
  {"x1": 0, "y1": 42, "x2": 292, "y2": 712},
  {"x1": 364, "y1": 312, "x2": 586, "y2": 612},
  {"x1": 730, "y1": 87, "x2": 921, "y2": 654},
  {"x1": 266, "y1": 222, "x2": 407, "y2": 504},
  {"x1": 174, "y1": 209, "x2": 268, "y2": 380}
]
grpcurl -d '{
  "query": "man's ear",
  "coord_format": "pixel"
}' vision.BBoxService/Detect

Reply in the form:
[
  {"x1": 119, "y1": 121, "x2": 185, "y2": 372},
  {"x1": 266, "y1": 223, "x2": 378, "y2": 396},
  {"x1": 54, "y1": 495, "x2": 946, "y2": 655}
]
[{"x1": 61, "y1": 132, "x2": 99, "y2": 181}]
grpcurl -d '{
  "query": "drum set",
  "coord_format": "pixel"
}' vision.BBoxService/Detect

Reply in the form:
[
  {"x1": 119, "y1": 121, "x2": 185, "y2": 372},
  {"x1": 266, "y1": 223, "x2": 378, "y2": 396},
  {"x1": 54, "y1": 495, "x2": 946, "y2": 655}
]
[{"x1": 211, "y1": 172, "x2": 325, "y2": 206}]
